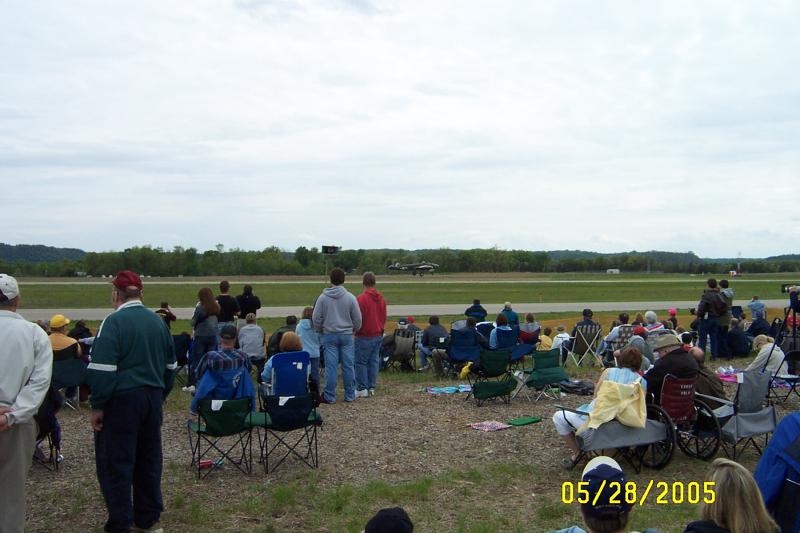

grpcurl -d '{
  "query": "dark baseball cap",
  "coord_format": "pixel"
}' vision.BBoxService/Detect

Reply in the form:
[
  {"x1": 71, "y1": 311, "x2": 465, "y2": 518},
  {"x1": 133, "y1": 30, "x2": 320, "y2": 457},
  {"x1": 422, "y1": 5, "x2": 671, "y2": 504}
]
[
  {"x1": 581, "y1": 456, "x2": 632, "y2": 519},
  {"x1": 365, "y1": 507, "x2": 413, "y2": 533},
  {"x1": 220, "y1": 324, "x2": 238, "y2": 340}
]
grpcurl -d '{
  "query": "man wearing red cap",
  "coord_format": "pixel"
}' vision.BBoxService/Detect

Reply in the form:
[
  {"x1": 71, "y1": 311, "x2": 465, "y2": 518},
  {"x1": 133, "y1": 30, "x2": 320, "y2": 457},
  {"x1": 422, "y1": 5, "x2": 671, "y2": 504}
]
[{"x1": 87, "y1": 271, "x2": 176, "y2": 533}]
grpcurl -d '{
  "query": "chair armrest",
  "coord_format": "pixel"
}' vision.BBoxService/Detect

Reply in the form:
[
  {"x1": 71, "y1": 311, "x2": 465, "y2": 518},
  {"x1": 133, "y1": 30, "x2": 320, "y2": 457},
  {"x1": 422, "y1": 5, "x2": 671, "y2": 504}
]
[
  {"x1": 554, "y1": 404, "x2": 591, "y2": 416},
  {"x1": 695, "y1": 393, "x2": 733, "y2": 406}
]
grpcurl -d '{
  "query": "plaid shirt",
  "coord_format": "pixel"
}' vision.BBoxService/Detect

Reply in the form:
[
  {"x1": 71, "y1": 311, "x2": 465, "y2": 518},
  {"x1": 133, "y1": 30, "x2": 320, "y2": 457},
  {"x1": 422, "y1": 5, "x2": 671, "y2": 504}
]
[{"x1": 197, "y1": 348, "x2": 250, "y2": 380}]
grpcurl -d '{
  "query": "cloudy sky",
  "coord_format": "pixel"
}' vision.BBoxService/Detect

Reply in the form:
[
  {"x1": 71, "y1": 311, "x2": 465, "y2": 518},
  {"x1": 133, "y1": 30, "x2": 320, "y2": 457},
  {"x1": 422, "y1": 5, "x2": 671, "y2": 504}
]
[{"x1": 1, "y1": 1, "x2": 798, "y2": 257}]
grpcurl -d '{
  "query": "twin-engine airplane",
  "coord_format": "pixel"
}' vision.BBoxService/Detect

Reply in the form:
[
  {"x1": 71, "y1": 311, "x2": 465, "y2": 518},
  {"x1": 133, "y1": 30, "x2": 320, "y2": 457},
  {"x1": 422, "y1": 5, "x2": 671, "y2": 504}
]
[{"x1": 387, "y1": 261, "x2": 439, "y2": 276}]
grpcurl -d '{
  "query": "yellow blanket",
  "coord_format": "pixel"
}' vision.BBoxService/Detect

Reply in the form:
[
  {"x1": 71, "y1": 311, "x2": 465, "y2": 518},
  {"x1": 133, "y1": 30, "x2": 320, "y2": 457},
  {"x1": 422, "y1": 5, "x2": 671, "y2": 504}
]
[{"x1": 576, "y1": 378, "x2": 646, "y2": 434}]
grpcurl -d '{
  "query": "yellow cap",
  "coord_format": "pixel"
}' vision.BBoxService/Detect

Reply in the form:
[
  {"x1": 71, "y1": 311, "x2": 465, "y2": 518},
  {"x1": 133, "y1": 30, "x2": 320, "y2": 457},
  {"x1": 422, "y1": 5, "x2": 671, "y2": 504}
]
[{"x1": 50, "y1": 314, "x2": 71, "y2": 329}]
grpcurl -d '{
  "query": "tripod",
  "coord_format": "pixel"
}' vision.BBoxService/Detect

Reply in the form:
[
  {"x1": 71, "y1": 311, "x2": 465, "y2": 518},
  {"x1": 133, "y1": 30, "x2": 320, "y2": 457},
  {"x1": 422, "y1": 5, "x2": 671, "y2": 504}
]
[{"x1": 762, "y1": 295, "x2": 799, "y2": 401}]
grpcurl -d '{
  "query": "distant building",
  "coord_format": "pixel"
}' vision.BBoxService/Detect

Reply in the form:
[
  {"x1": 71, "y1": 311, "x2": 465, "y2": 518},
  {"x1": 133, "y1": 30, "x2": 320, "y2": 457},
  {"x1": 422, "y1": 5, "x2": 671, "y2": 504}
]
[{"x1": 606, "y1": 268, "x2": 621, "y2": 274}]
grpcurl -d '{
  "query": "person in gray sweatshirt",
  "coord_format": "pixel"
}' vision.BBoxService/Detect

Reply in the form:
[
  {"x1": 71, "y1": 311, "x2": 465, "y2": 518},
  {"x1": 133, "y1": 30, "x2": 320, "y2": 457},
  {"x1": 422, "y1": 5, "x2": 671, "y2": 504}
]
[{"x1": 312, "y1": 268, "x2": 362, "y2": 403}]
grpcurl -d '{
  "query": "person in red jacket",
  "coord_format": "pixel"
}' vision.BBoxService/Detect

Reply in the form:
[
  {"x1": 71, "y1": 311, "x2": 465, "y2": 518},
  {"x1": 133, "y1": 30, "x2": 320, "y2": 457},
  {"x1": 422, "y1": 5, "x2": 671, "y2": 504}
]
[{"x1": 355, "y1": 272, "x2": 387, "y2": 398}]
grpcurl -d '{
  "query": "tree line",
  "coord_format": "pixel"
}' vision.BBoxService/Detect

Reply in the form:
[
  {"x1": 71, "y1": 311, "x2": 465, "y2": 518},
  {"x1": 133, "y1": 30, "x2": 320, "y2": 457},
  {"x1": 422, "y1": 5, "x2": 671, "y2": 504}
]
[{"x1": 3, "y1": 245, "x2": 800, "y2": 277}]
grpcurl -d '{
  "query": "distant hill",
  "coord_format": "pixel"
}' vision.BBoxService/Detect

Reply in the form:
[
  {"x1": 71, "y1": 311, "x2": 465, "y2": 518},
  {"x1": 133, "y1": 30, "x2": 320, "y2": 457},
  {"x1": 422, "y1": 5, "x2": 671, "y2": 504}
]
[
  {"x1": 766, "y1": 254, "x2": 800, "y2": 261},
  {"x1": 0, "y1": 243, "x2": 86, "y2": 263}
]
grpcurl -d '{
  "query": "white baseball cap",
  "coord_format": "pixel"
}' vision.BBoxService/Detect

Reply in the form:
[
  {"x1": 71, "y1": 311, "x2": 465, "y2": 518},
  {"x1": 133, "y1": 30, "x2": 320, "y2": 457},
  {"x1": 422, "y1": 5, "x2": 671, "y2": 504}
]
[{"x1": 0, "y1": 274, "x2": 19, "y2": 301}]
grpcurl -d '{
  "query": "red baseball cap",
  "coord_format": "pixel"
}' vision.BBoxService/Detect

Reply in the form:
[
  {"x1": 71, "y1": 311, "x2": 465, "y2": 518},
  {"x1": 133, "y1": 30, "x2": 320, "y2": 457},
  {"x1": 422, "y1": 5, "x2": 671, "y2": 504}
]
[
  {"x1": 633, "y1": 326, "x2": 647, "y2": 336},
  {"x1": 112, "y1": 270, "x2": 143, "y2": 291}
]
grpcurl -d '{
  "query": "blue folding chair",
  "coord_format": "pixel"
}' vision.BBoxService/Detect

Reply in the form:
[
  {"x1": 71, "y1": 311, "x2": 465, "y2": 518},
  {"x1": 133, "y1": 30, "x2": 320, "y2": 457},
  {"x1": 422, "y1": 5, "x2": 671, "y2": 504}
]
[
  {"x1": 270, "y1": 351, "x2": 311, "y2": 396},
  {"x1": 447, "y1": 329, "x2": 482, "y2": 376},
  {"x1": 495, "y1": 327, "x2": 518, "y2": 350},
  {"x1": 476, "y1": 322, "x2": 495, "y2": 339}
]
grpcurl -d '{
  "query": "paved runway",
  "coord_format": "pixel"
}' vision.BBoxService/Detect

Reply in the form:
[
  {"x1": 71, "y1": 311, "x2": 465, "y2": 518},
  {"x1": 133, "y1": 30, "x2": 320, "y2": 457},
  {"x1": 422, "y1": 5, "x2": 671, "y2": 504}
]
[{"x1": 19, "y1": 299, "x2": 788, "y2": 321}]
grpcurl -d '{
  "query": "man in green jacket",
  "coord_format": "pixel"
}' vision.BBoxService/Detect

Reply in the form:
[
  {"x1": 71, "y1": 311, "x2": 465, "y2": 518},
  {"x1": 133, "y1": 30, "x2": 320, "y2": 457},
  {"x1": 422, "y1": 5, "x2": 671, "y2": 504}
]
[{"x1": 87, "y1": 271, "x2": 175, "y2": 533}]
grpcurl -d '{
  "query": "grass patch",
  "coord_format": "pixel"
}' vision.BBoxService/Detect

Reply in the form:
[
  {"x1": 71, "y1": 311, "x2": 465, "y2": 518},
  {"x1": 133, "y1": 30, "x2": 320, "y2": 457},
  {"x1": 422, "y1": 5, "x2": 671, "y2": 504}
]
[{"x1": 16, "y1": 274, "x2": 799, "y2": 308}]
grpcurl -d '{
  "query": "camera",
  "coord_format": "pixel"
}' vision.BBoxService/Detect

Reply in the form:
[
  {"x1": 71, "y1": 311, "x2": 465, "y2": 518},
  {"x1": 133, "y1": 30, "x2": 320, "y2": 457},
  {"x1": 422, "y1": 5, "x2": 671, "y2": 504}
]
[{"x1": 780, "y1": 284, "x2": 799, "y2": 293}]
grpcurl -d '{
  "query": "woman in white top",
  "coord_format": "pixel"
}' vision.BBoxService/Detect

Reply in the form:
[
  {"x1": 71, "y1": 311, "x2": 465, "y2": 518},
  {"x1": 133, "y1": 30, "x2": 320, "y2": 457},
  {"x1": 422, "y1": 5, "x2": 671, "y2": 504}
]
[{"x1": 746, "y1": 335, "x2": 788, "y2": 376}]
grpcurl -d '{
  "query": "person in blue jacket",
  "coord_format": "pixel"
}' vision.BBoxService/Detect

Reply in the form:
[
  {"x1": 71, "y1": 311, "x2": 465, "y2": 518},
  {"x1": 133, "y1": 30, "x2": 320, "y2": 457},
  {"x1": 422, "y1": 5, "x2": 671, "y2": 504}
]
[{"x1": 754, "y1": 412, "x2": 800, "y2": 533}]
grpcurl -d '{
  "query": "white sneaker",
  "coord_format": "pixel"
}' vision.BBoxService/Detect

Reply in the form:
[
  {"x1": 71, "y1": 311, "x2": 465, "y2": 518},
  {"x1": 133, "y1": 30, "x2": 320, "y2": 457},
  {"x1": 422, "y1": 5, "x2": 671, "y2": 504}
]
[
  {"x1": 355, "y1": 389, "x2": 369, "y2": 398},
  {"x1": 368, "y1": 388, "x2": 375, "y2": 397},
  {"x1": 182, "y1": 385, "x2": 195, "y2": 393}
]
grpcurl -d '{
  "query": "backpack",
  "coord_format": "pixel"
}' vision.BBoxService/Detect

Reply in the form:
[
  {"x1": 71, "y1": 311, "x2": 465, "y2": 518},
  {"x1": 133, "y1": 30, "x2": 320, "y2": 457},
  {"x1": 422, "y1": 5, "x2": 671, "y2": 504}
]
[{"x1": 558, "y1": 380, "x2": 595, "y2": 396}]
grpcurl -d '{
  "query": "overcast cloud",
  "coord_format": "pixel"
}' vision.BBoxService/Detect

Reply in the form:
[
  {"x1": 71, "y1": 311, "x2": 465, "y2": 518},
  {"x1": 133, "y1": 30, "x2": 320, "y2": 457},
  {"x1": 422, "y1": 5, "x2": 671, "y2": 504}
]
[{"x1": 1, "y1": 0, "x2": 798, "y2": 257}]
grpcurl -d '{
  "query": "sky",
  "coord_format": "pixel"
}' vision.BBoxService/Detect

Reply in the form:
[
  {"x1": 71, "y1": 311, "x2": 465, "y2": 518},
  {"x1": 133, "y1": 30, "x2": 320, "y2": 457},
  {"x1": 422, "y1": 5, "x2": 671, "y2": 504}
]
[{"x1": 1, "y1": 0, "x2": 799, "y2": 258}]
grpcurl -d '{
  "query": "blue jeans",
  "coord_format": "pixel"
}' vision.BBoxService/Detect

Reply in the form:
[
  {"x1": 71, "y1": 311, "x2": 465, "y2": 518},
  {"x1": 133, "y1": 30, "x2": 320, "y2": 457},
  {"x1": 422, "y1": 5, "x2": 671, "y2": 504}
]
[
  {"x1": 698, "y1": 317, "x2": 720, "y2": 359},
  {"x1": 355, "y1": 336, "x2": 383, "y2": 390},
  {"x1": 419, "y1": 345, "x2": 433, "y2": 368},
  {"x1": 309, "y1": 357, "x2": 320, "y2": 391},
  {"x1": 322, "y1": 333, "x2": 355, "y2": 403},
  {"x1": 189, "y1": 335, "x2": 217, "y2": 386}
]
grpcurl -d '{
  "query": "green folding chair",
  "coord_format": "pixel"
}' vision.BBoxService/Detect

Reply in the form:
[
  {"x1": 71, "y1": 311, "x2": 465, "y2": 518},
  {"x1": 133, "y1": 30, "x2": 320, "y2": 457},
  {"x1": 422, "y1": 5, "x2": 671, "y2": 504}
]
[
  {"x1": 521, "y1": 349, "x2": 569, "y2": 401},
  {"x1": 187, "y1": 398, "x2": 253, "y2": 479},
  {"x1": 248, "y1": 393, "x2": 322, "y2": 473},
  {"x1": 468, "y1": 350, "x2": 516, "y2": 406}
]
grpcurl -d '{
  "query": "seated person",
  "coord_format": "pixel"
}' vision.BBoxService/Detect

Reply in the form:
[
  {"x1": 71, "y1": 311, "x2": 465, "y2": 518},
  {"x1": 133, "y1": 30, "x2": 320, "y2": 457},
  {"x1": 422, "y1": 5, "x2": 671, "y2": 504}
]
[
  {"x1": 381, "y1": 319, "x2": 417, "y2": 370},
  {"x1": 489, "y1": 313, "x2": 514, "y2": 349},
  {"x1": 261, "y1": 332, "x2": 304, "y2": 393},
  {"x1": 553, "y1": 325, "x2": 572, "y2": 363},
  {"x1": 419, "y1": 315, "x2": 449, "y2": 370},
  {"x1": 464, "y1": 299, "x2": 488, "y2": 322},
  {"x1": 458, "y1": 316, "x2": 490, "y2": 349},
  {"x1": 267, "y1": 315, "x2": 297, "y2": 357},
  {"x1": 500, "y1": 302, "x2": 519, "y2": 327},
  {"x1": 631, "y1": 313, "x2": 645, "y2": 326},
  {"x1": 49, "y1": 312, "x2": 87, "y2": 411},
  {"x1": 667, "y1": 307, "x2": 678, "y2": 329},
  {"x1": 747, "y1": 310, "x2": 771, "y2": 339},
  {"x1": 238, "y1": 313, "x2": 266, "y2": 380},
  {"x1": 552, "y1": 347, "x2": 646, "y2": 465},
  {"x1": 690, "y1": 346, "x2": 726, "y2": 409},
  {"x1": 599, "y1": 313, "x2": 630, "y2": 359},
  {"x1": 195, "y1": 324, "x2": 251, "y2": 382},
  {"x1": 746, "y1": 335, "x2": 788, "y2": 377},
  {"x1": 613, "y1": 326, "x2": 653, "y2": 371},
  {"x1": 747, "y1": 295, "x2": 766, "y2": 321},
  {"x1": 644, "y1": 334, "x2": 699, "y2": 403},
  {"x1": 643, "y1": 310, "x2": 665, "y2": 332},
  {"x1": 295, "y1": 306, "x2": 321, "y2": 390},
  {"x1": 405, "y1": 316, "x2": 422, "y2": 337},
  {"x1": 726, "y1": 318, "x2": 751, "y2": 357},
  {"x1": 551, "y1": 456, "x2": 657, "y2": 533},
  {"x1": 684, "y1": 458, "x2": 778, "y2": 533},
  {"x1": 191, "y1": 324, "x2": 255, "y2": 413},
  {"x1": 519, "y1": 312, "x2": 540, "y2": 344},
  {"x1": 537, "y1": 326, "x2": 554, "y2": 351}
]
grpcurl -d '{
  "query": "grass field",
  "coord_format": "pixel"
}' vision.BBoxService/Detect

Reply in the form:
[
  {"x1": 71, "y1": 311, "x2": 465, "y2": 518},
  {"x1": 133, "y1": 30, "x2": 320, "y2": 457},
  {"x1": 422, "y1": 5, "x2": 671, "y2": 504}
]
[{"x1": 15, "y1": 273, "x2": 800, "y2": 308}]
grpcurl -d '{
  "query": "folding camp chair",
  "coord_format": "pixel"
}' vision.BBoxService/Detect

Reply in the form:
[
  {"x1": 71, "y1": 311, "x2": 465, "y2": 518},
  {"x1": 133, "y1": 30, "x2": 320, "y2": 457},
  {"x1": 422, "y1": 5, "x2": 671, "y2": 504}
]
[
  {"x1": 610, "y1": 325, "x2": 635, "y2": 353},
  {"x1": 52, "y1": 357, "x2": 88, "y2": 410},
  {"x1": 32, "y1": 386, "x2": 64, "y2": 471},
  {"x1": 187, "y1": 398, "x2": 253, "y2": 479},
  {"x1": 515, "y1": 348, "x2": 569, "y2": 401},
  {"x1": 494, "y1": 327, "x2": 518, "y2": 350},
  {"x1": 773, "y1": 350, "x2": 800, "y2": 402},
  {"x1": 566, "y1": 324, "x2": 602, "y2": 367},
  {"x1": 476, "y1": 321, "x2": 494, "y2": 339},
  {"x1": 555, "y1": 403, "x2": 676, "y2": 474},
  {"x1": 446, "y1": 328, "x2": 482, "y2": 377},
  {"x1": 660, "y1": 375, "x2": 721, "y2": 460},
  {"x1": 250, "y1": 351, "x2": 321, "y2": 473},
  {"x1": 697, "y1": 369, "x2": 777, "y2": 460},
  {"x1": 173, "y1": 333, "x2": 191, "y2": 388},
  {"x1": 385, "y1": 329, "x2": 416, "y2": 371},
  {"x1": 467, "y1": 350, "x2": 515, "y2": 406},
  {"x1": 508, "y1": 343, "x2": 533, "y2": 372},
  {"x1": 251, "y1": 394, "x2": 321, "y2": 473}
]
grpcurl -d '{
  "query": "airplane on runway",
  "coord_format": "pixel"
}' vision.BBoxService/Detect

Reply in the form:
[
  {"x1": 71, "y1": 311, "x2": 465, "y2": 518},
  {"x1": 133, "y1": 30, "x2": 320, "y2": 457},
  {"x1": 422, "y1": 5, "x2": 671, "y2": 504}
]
[{"x1": 387, "y1": 261, "x2": 439, "y2": 276}]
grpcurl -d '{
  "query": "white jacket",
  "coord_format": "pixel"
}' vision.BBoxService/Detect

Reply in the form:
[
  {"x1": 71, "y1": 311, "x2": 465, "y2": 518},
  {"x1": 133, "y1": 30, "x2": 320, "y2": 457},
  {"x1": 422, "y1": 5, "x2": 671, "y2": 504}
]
[{"x1": 0, "y1": 310, "x2": 53, "y2": 425}]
